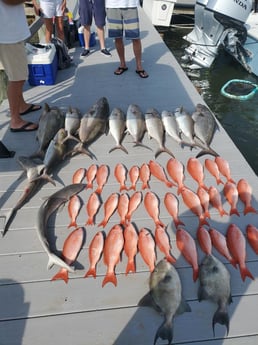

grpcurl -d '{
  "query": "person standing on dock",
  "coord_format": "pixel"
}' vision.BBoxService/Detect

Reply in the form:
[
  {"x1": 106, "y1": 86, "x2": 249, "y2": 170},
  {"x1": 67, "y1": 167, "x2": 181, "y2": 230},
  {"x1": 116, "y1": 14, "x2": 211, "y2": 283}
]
[
  {"x1": 79, "y1": 0, "x2": 111, "y2": 57},
  {"x1": 32, "y1": 0, "x2": 66, "y2": 43},
  {"x1": 0, "y1": 0, "x2": 40, "y2": 132},
  {"x1": 106, "y1": 0, "x2": 148, "y2": 78}
]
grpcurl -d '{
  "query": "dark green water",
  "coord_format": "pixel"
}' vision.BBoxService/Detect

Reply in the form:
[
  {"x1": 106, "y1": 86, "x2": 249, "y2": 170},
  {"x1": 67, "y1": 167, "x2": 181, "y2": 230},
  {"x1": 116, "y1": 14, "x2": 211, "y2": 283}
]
[{"x1": 162, "y1": 26, "x2": 258, "y2": 176}]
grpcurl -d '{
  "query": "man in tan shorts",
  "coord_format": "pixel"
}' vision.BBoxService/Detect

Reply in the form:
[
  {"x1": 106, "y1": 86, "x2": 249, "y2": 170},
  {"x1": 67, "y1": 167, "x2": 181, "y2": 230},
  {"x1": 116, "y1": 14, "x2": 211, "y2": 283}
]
[{"x1": 0, "y1": 0, "x2": 40, "y2": 132}]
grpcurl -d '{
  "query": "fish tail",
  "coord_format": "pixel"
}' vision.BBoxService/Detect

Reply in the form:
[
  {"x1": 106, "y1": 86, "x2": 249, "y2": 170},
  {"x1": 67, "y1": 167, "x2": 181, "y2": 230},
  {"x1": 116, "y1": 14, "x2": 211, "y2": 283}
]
[
  {"x1": 244, "y1": 205, "x2": 258, "y2": 215},
  {"x1": 98, "y1": 219, "x2": 107, "y2": 228},
  {"x1": 228, "y1": 178, "x2": 236, "y2": 184},
  {"x1": 47, "y1": 253, "x2": 74, "y2": 273},
  {"x1": 212, "y1": 308, "x2": 229, "y2": 336},
  {"x1": 85, "y1": 217, "x2": 94, "y2": 225},
  {"x1": 154, "y1": 320, "x2": 173, "y2": 345},
  {"x1": 84, "y1": 267, "x2": 96, "y2": 278},
  {"x1": 177, "y1": 186, "x2": 184, "y2": 195},
  {"x1": 154, "y1": 147, "x2": 175, "y2": 159},
  {"x1": 240, "y1": 265, "x2": 254, "y2": 281},
  {"x1": 129, "y1": 185, "x2": 136, "y2": 191},
  {"x1": 51, "y1": 269, "x2": 69, "y2": 284},
  {"x1": 102, "y1": 272, "x2": 117, "y2": 287},
  {"x1": 219, "y1": 208, "x2": 228, "y2": 217},
  {"x1": 155, "y1": 219, "x2": 165, "y2": 228},
  {"x1": 119, "y1": 185, "x2": 128, "y2": 192},
  {"x1": 230, "y1": 208, "x2": 240, "y2": 217},
  {"x1": 196, "y1": 147, "x2": 219, "y2": 159},
  {"x1": 204, "y1": 210, "x2": 211, "y2": 219},
  {"x1": 216, "y1": 178, "x2": 224, "y2": 185},
  {"x1": 68, "y1": 220, "x2": 77, "y2": 228},
  {"x1": 95, "y1": 187, "x2": 103, "y2": 194},
  {"x1": 193, "y1": 267, "x2": 199, "y2": 282},
  {"x1": 1, "y1": 209, "x2": 16, "y2": 237},
  {"x1": 174, "y1": 218, "x2": 185, "y2": 228},
  {"x1": 229, "y1": 258, "x2": 238, "y2": 269},
  {"x1": 166, "y1": 254, "x2": 177, "y2": 264},
  {"x1": 86, "y1": 182, "x2": 93, "y2": 189},
  {"x1": 125, "y1": 260, "x2": 136, "y2": 275},
  {"x1": 109, "y1": 145, "x2": 128, "y2": 154},
  {"x1": 199, "y1": 217, "x2": 209, "y2": 227},
  {"x1": 165, "y1": 181, "x2": 176, "y2": 188},
  {"x1": 34, "y1": 173, "x2": 56, "y2": 186},
  {"x1": 141, "y1": 182, "x2": 150, "y2": 190}
]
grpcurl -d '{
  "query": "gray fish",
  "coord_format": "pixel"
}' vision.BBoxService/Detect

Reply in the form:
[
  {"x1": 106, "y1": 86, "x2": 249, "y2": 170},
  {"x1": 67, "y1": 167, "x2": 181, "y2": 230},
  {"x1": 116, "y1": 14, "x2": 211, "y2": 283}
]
[
  {"x1": 35, "y1": 128, "x2": 68, "y2": 186},
  {"x1": 174, "y1": 106, "x2": 195, "y2": 145},
  {"x1": 33, "y1": 103, "x2": 65, "y2": 158},
  {"x1": 1, "y1": 156, "x2": 45, "y2": 237},
  {"x1": 36, "y1": 183, "x2": 86, "y2": 272},
  {"x1": 73, "y1": 97, "x2": 109, "y2": 156},
  {"x1": 139, "y1": 259, "x2": 191, "y2": 345},
  {"x1": 198, "y1": 254, "x2": 232, "y2": 335},
  {"x1": 108, "y1": 107, "x2": 128, "y2": 154},
  {"x1": 126, "y1": 104, "x2": 149, "y2": 149},
  {"x1": 192, "y1": 103, "x2": 219, "y2": 158},
  {"x1": 145, "y1": 108, "x2": 175, "y2": 158},
  {"x1": 63, "y1": 106, "x2": 81, "y2": 143}
]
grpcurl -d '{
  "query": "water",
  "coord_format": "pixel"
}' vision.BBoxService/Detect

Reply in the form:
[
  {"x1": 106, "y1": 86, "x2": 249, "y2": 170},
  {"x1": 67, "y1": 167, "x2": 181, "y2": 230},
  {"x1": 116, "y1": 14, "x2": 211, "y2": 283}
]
[{"x1": 161, "y1": 26, "x2": 258, "y2": 176}]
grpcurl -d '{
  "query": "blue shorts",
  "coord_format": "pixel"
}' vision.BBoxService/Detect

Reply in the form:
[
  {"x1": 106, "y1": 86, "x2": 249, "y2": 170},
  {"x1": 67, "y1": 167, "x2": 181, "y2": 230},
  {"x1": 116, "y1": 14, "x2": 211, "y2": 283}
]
[
  {"x1": 79, "y1": 0, "x2": 106, "y2": 27},
  {"x1": 106, "y1": 8, "x2": 140, "y2": 39}
]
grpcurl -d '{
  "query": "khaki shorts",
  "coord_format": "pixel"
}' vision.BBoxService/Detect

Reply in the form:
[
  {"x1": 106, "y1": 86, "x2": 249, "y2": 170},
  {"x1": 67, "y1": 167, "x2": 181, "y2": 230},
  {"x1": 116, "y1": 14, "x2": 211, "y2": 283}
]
[{"x1": 0, "y1": 42, "x2": 28, "y2": 81}]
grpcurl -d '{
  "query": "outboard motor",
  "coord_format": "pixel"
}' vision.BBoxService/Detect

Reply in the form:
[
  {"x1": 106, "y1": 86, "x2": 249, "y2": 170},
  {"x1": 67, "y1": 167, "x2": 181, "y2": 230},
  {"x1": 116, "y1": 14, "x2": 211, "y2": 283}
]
[{"x1": 182, "y1": 0, "x2": 253, "y2": 71}]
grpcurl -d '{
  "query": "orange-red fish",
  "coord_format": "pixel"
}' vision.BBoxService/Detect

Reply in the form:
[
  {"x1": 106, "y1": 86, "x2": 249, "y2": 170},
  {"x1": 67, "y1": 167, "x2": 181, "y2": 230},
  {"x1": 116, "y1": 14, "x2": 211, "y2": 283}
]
[
  {"x1": 237, "y1": 178, "x2": 257, "y2": 215},
  {"x1": 85, "y1": 192, "x2": 101, "y2": 225},
  {"x1": 176, "y1": 228, "x2": 199, "y2": 282},
  {"x1": 67, "y1": 194, "x2": 82, "y2": 228},
  {"x1": 164, "y1": 192, "x2": 185, "y2": 228},
  {"x1": 86, "y1": 163, "x2": 98, "y2": 189},
  {"x1": 226, "y1": 223, "x2": 254, "y2": 281},
  {"x1": 246, "y1": 224, "x2": 258, "y2": 255},
  {"x1": 128, "y1": 165, "x2": 140, "y2": 191},
  {"x1": 155, "y1": 225, "x2": 176, "y2": 264},
  {"x1": 144, "y1": 191, "x2": 165, "y2": 227},
  {"x1": 114, "y1": 163, "x2": 128, "y2": 192},
  {"x1": 98, "y1": 193, "x2": 119, "y2": 228},
  {"x1": 223, "y1": 181, "x2": 240, "y2": 216},
  {"x1": 51, "y1": 227, "x2": 84, "y2": 283},
  {"x1": 166, "y1": 158, "x2": 185, "y2": 195},
  {"x1": 209, "y1": 227, "x2": 237, "y2": 268},
  {"x1": 197, "y1": 226, "x2": 212, "y2": 255},
  {"x1": 72, "y1": 167, "x2": 86, "y2": 184},
  {"x1": 197, "y1": 186, "x2": 211, "y2": 219},
  {"x1": 138, "y1": 227, "x2": 156, "y2": 272},
  {"x1": 181, "y1": 187, "x2": 209, "y2": 227},
  {"x1": 149, "y1": 160, "x2": 175, "y2": 188},
  {"x1": 84, "y1": 231, "x2": 104, "y2": 278},
  {"x1": 102, "y1": 224, "x2": 124, "y2": 287},
  {"x1": 215, "y1": 156, "x2": 235, "y2": 184},
  {"x1": 124, "y1": 223, "x2": 138, "y2": 274},
  {"x1": 139, "y1": 163, "x2": 151, "y2": 190},
  {"x1": 186, "y1": 157, "x2": 208, "y2": 191},
  {"x1": 117, "y1": 193, "x2": 130, "y2": 225},
  {"x1": 204, "y1": 158, "x2": 224, "y2": 185},
  {"x1": 208, "y1": 186, "x2": 228, "y2": 217},
  {"x1": 95, "y1": 164, "x2": 109, "y2": 194},
  {"x1": 125, "y1": 191, "x2": 142, "y2": 223}
]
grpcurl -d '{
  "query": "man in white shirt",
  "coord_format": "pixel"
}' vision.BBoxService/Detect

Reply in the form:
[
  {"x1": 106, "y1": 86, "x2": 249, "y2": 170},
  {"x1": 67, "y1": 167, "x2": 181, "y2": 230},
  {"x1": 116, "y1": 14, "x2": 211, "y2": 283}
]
[
  {"x1": 0, "y1": 0, "x2": 40, "y2": 132},
  {"x1": 105, "y1": 0, "x2": 148, "y2": 78}
]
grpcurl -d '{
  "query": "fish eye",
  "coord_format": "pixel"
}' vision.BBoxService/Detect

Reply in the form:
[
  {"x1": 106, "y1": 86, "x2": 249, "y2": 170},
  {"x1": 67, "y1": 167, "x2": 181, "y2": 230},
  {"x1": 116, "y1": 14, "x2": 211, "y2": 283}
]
[{"x1": 212, "y1": 266, "x2": 218, "y2": 273}]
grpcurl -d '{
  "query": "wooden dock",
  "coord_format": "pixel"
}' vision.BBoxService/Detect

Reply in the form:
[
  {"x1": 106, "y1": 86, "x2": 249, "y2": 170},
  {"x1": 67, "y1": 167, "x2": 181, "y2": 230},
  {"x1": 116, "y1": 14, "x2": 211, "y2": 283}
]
[{"x1": 0, "y1": 7, "x2": 258, "y2": 345}]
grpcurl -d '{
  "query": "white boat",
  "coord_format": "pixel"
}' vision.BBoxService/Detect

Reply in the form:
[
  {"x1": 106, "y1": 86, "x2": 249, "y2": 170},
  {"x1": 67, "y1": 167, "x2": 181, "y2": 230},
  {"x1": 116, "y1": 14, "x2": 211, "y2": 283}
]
[{"x1": 182, "y1": 0, "x2": 258, "y2": 77}]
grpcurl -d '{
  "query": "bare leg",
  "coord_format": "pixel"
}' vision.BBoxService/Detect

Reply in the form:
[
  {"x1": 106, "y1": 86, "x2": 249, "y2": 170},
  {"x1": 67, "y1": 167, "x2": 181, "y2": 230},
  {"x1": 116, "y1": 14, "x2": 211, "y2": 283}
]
[
  {"x1": 115, "y1": 37, "x2": 126, "y2": 68},
  {"x1": 44, "y1": 18, "x2": 54, "y2": 43},
  {"x1": 132, "y1": 38, "x2": 148, "y2": 77},
  {"x1": 55, "y1": 16, "x2": 65, "y2": 41},
  {"x1": 97, "y1": 26, "x2": 105, "y2": 50},
  {"x1": 8, "y1": 80, "x2": 37, "y2": 130},
  {"x1": 83, "y1": 25, "x2": 91, "y2": 49}
]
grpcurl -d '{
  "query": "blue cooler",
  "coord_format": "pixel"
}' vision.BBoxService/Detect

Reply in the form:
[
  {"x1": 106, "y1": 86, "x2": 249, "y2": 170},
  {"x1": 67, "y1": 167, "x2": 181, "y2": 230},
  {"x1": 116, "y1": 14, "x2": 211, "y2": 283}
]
[
  {"x1": 26, "y1": 43, "x2": 58, "y2": 86},
  {"x1": 78, "y1": 26, "x2": 96, "y2": 47}
]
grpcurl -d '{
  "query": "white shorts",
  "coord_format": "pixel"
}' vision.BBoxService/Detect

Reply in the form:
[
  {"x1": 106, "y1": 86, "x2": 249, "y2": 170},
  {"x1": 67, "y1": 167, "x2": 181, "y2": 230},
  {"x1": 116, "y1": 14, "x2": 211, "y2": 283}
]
[{"x1": 40, "y1": 0, "x2": 64, "y2": 18}]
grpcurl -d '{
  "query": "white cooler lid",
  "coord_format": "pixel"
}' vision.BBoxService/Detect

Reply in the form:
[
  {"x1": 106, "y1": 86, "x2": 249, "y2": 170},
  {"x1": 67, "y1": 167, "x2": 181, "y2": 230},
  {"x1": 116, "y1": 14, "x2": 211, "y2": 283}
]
[{"x1": 26, "y1": 43, "x2": 56, "y2": 64}]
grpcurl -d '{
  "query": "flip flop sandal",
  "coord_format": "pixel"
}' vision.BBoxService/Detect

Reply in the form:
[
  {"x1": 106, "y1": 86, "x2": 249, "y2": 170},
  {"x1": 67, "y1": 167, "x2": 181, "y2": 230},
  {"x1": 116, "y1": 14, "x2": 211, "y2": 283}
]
[
  {"x1": 10, "y1": 121, "x2": 38, "y2": 132},
  {"x1": 20, "y1": 104, "x2": 42, "y2": 115},
  {"x1": 114, "y1": 67, "x2": 128, "y2": 75},
  {"x1": 136, "y1": 70, "x2": 149, "y2": 78}
]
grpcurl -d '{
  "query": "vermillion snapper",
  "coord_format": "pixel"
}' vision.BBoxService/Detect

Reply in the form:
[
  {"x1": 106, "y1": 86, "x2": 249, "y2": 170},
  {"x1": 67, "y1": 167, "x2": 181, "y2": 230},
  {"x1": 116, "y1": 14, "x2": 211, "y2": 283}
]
[
  {"x1": 139, "y1": 259, "x2": 191, "y2": 345},
  {"x1": 198, "y1": 254, "x2": 232, "y2": 335},
  {"x1": 145, "y1": 108, "x2": 175, "y2": 158}
]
